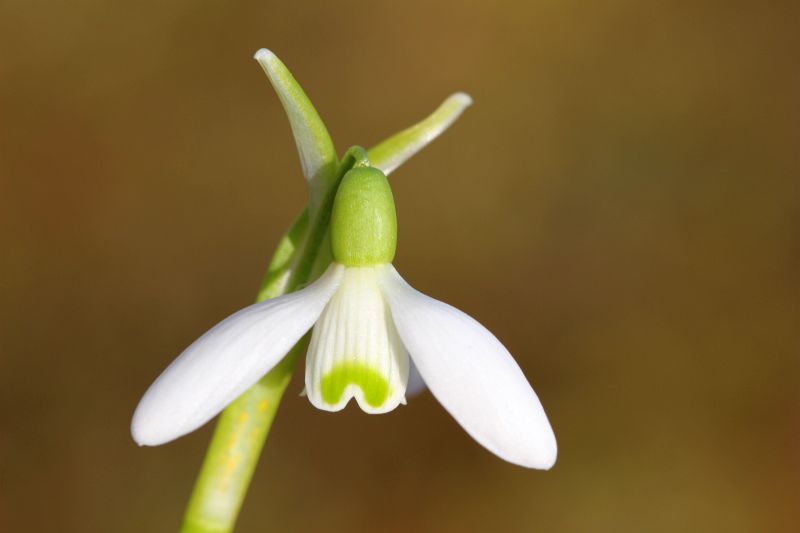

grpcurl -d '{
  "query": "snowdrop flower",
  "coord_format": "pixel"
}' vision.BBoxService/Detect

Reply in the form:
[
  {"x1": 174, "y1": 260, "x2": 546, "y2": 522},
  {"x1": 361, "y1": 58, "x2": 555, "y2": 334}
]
[{"x1": 132, "y1": 163, "x2": 557, "y2": 469}]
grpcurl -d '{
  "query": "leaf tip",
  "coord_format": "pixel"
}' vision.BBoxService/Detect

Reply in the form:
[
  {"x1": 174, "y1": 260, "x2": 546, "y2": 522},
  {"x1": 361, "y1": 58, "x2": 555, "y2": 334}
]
[
  {"x1": 253, "y1": 48, "x2": 276, "y2": 63},
  {"x1": 449, "y1": 91, "x2": 474, "y2": 108}
]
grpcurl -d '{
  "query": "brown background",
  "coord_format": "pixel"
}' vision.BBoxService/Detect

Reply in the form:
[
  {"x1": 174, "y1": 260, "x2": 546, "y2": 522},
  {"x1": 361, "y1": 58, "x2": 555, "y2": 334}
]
[{"x1": 1, "y1": 1, "x2": 798, "y2": 532}]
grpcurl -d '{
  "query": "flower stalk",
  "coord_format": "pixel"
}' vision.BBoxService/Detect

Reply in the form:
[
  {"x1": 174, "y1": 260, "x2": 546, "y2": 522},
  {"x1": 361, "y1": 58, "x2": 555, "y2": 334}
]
[{"x1": 179, "y1": 339, "x2": 303, "y2": 533}]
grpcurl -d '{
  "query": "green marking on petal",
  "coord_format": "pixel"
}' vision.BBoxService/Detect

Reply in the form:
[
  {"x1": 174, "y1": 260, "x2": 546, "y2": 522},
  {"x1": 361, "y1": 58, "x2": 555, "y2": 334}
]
[{"x1": 320, "y1": 362, "x2": 390, "y2": 408}]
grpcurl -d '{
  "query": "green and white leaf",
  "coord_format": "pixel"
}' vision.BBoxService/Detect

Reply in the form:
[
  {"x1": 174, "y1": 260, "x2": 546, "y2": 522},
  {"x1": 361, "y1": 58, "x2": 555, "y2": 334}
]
[
  {"x1": 255, "y1": 49, "x2": 339, "y2": 215},
  {"x1": 368, "y1": 92, "x2": 473, "y2": 175}
]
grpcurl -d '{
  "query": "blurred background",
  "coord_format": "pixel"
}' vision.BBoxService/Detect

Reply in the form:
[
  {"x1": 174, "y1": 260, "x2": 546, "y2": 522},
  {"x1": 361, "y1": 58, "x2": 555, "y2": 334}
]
[{"x1": 1, "y1": 1, "x2": 798, "y2": 531}]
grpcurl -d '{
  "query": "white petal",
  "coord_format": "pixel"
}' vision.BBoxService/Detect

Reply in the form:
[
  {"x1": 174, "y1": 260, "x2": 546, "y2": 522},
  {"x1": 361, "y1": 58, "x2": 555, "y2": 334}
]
[
  {"x1": 379, "y1": 266, "x2": 557, "y2": 469},
  {"x1": 306, "y1": 266, "x2": 409, "y2": 413},
  {"x1": 406, "y1": 360, "x2": 427, "y2": 398},
  {"x1": 131, "y1": 264, "x2": 344, "y2": 446},
  {"x1": 368, "y1": 92, "x2": 473, "y2": 176}
]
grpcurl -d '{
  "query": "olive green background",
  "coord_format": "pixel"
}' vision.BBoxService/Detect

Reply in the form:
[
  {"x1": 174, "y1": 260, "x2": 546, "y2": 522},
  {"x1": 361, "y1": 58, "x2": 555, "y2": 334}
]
[{"x1": 1, "y1": 1, "x2": 798, "y2": 532}]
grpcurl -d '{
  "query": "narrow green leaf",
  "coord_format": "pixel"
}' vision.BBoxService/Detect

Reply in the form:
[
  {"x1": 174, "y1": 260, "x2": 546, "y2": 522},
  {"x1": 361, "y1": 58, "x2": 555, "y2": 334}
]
[
  {"x1": 368, "y1": 92, "x2": 473, "y2": 175},
  {"x1": 254, "y1": 49, "x2": 339, "y2": 214}
]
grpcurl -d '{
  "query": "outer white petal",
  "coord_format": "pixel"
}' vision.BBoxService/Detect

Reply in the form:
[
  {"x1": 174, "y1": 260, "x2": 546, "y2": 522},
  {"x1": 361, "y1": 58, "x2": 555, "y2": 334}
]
[
  {"x1": 131, "y1": 264, "x2": 344, "y2": 446},
  {"x1": 379, "y1": 266, "x2": 557, "y2": 469},
  {"x1": 406, "y1": 360, "x2": 427, "y2": 398}
]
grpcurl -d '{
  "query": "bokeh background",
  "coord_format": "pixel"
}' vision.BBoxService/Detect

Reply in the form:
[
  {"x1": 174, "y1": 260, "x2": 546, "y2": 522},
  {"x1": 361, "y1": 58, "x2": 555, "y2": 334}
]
[{"x1": 1, "y1": 1, "x2": 798, "y2": 531}]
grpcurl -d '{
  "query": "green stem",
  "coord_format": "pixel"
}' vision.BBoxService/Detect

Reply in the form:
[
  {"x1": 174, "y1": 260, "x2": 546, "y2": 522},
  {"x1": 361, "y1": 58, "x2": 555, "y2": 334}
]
[
  {"x1": 179, "y1": 340, "x2": 305, "y2": 533},
  {"x1": 179, "y1": 147, "x2": 369, "y2": 533}
]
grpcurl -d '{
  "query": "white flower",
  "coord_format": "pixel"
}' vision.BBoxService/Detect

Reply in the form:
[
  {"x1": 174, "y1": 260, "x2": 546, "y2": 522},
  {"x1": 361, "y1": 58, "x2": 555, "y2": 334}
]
[{"x1": 132, "y1": 167, "x2": 557, "y2": 470}]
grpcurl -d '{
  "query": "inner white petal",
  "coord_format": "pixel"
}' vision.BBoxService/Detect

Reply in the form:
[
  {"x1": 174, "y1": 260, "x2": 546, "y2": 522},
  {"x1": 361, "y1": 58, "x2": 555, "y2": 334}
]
[{"x1": 305, "y1": 265, "x2": 409, "y2": 413}]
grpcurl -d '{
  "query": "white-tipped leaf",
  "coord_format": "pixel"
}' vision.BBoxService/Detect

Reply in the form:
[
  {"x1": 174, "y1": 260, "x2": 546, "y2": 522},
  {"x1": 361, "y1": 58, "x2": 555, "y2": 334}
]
[
  {"x1": 306, "y1": 266, "x2": 409, "y2": 413},
  {"x1": 254, "y1": 49, "x2": 339, "y2": 213},
  {"x1": 131, "y1": 264, "x2": 345, "y2": 446},
  {"x1": 368, "y1": 92, "x2": 473, "y2": 176},
  {"x1": 379, "y1": 266, "x2": 557, "y2": 469}
]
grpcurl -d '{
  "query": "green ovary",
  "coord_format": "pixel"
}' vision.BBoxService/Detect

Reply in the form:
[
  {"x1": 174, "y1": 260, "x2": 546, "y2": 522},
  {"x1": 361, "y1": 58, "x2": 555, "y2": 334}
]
[
  {"x1": 320, "y1": 361, "x2": 390, "y2": 408},
  {"x1": 330, "y1": 166, "x2": 397, "y2": 266}
]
